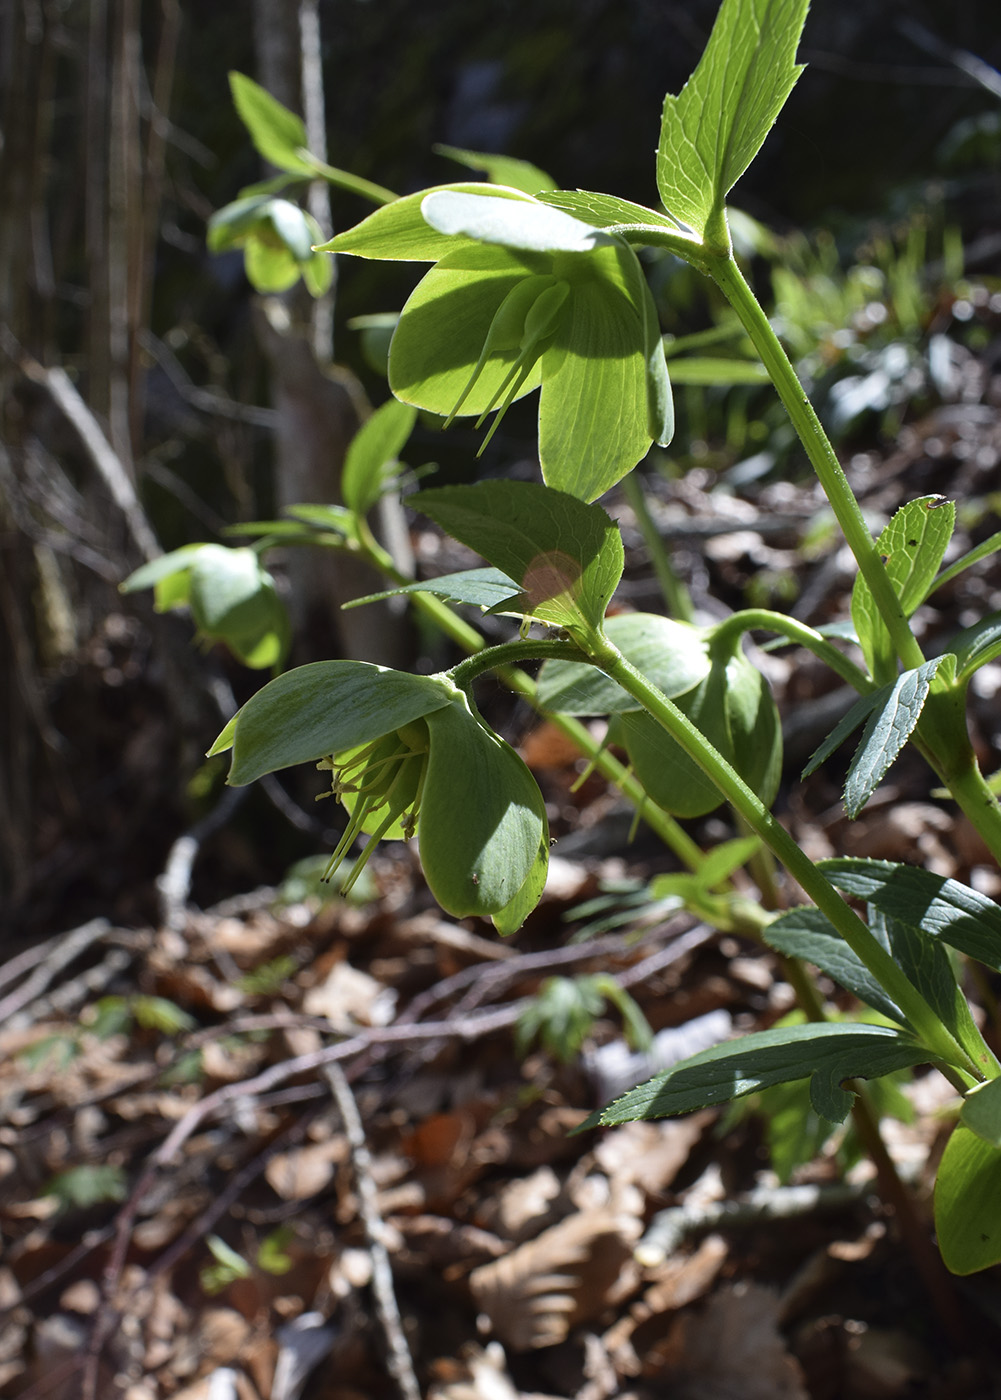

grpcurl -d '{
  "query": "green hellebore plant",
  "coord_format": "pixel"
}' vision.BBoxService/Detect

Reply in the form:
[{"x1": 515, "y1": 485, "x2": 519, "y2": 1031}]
[
  {"x1": 208, "y1": 661, "x2": 549, "y2": 934},
  {"x1": 322, "y1": 187, "x2": 674, "y2": 502}
]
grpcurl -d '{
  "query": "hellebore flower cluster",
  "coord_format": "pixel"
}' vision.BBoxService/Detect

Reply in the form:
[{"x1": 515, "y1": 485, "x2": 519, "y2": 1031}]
[
  {"x1": 209, "y1": 660, "x2": 549, "y2": 934},
  {"x1": 321, "y1": 184, "x2": 674, "y2": 502}
]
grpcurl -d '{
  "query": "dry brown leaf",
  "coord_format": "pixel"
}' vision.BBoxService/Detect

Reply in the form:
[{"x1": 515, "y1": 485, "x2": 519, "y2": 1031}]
[
  {"x1": 652, "y1": 1282, "x2": 808, "y2": 1399},
  {"x1": 265, "y1": 1139, "x2": 346, "y2": 1201},
  {"x1": 475, "y1": 1166, "x2": 564, "y2": 1243},
  {"x1": 591, "y1": 1115, "x2": 712, "y2": 1198},
  {"x1": 469, "y1": 1197, "x2": 643, "y2": 1351},
  {"x1": 302, "y1": 960, "x2": 397, "y2": 1030}
]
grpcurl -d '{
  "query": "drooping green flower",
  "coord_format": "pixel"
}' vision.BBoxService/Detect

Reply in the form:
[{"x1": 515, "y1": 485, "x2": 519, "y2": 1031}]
[
  {"x1": 322, "y1": 185, "x2": 673, "y2": 502},
  {"x1": 209, "y1": 660, "x2": 549, "y2": 933}
]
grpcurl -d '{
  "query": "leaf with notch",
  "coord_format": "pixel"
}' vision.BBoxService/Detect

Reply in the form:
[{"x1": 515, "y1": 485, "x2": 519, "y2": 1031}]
[
  {"x1": 585, "y1": 1022, "x2": 930, "y2": 1128},
  {"x1": 656, "y1": 0, "x2": 809, "y2": 242},
  {"x1": 843, "y1": 657, "x2": 947, "y2": 818},
  {"x1": 416, "y1": 480, "x2": 623, "y2": 639}
]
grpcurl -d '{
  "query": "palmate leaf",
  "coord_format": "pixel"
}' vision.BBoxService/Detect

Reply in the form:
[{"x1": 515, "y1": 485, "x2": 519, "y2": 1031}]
[
  {"x1": 764, "y1": 906, "x2": 905, "y2": 1025},
  {"x1": 586, "y1": 1022, "x2": 931, "y2": 1128},
  {"x1": 417, "y1": 480, "x2": 624, "y2": 639},
  {"x1": 656, "y1": 0, "x2": 809, "y2": 243}
]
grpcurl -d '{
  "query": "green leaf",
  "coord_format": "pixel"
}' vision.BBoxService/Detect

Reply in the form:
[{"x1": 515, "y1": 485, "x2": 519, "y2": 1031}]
[
  {"x1": 434, "y1": 143, "x2": 558, "y2": 195},
  {"x1": 244, "y1": 238, "x2": 302, "y2": 293},
  {"x1": 322, "y1": 183, "x2": 533, "y2": 261},
  {"x1": 960, "y1": 1077, "x2": 1001, "y2": 1148},
  {"x1": 207, "y1": 194, "x2": 276, "y2": 253},
  {"x1": 923, "y1": 528, "x2": 1001, "y2": 603},
  {"x1": 539, "y1": 189, "x2": 685, "y2": 235},
  {"x1": 538, "y1": 237, "x2": 673, "y2": 499},
  {"x1": 822, "y1": 858, "x2": 1001, "y2": 976},
  {"x1": 213, "y1": 662, "x2": 455, "y2": 782},
  {"x1": 187, "y1": 545, "x2": 290, "y2": 669},
  {"x1": 132, "y1": 996, "x2": 196, "y2": 1034},
  {"x1": 537, "y1": 613, "x2": 711, "y2": 715},
  {"x1": 342, "y1": 397, "x2": 418, "y2": 517},
  {"x1": 417, "y1": 480, "x2": 623, "y2": 640},
  {"x1": 763, "y1": 906, "x2": 905, "y2": 1024},
  {"x1": 47, "y1": 1164, "x2": 128, "y2": 1210},
  {"x1": 851, "y1": 496, "x2": 955, "y2": 680},
  {"x1": 801, "y1": 686, "x2": 884, "y2": 780},
  {"x1": 419, "y1": 697, "x2": 548, "y2": 926},
  {"x1": 516, "y1": 976, "x2": 606, "y2": 1061},
  {"x1": 589, "y1": 1022, "x2": 930, "y2": 1128},
  {"x1": 934, "y1": 1126, "x2": 1001, "y2": 1274},
  {"x1": 656, "y1": 0, "x2": 809, "y2": 243},
  {"x1": 843, "y1": 657, "x2": 948, "y2": 819},
  {"x1": 228, "y1": 72, "x2": 312, "y2": 176},
  {"x1": 343, "y1": 567, "x2": 521, "y2": 614}
]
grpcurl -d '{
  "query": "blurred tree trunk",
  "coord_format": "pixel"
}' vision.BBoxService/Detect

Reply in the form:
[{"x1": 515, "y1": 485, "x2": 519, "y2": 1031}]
[{"x1": 251, "y1": 0, "x2": 412, "y2": 668}]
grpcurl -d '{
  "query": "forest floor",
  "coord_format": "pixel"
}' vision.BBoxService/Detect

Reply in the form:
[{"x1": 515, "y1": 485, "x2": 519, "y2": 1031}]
[{"x1": 4, "y1": 384, "x2": 1001, "y2": 1400}]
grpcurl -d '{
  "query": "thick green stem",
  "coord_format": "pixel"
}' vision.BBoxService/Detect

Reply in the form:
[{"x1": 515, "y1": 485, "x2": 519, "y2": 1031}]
[
  {"x1": 647, "y1": 241, "x2": 926, "y2": 676},
  {"x1": 586, "y1": 632, "x2": 980, "y2": 1086}
]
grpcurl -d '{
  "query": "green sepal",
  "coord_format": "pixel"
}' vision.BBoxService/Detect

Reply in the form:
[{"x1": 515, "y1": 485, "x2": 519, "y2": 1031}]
[
  {"x1": 537, "y1": 613, "x2": 711, "y2": 715},
  {"x1": 211, "y1": 661, "x2": 455, "y2": 780},
  {"x1": 960, "y1": 1076, "x2": 1001, "y2": 1148},
  {"x1": 418, "y1": 698, "x2": 548, "y2": 925},
  {"x1": 421, "y1": 191, "x2": 612, "y2": 254},
  {"x1": 935, "y1": 1125, "x2": 1001, "y2": 1274},
  {"x1": 320, "y1": 183, "x2": 534, "y2": 261},
  {"x1": 417, "y1": 479, "x2": 623, "y2": 642},
  {"x1": 434, "y1": 144, "x2": 558, "y2": 195}
]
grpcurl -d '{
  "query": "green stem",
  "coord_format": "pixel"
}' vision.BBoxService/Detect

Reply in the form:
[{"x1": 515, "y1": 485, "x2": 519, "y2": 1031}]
[
  {"x1": 620, "y1": 471, "x2": 695, "y2": 623},
  {"x1": 710, "y1": 609, "x2": 873, "y2": 693},
  {"x1": 586, "y1": 630, "x2": 980, "y2": 1087},
  {"x1": 303, "y1": 153, "x2": 398, "y2": 207}
]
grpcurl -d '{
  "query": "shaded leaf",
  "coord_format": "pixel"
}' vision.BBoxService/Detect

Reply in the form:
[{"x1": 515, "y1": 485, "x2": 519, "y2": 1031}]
[
  {"x1": 935, "y1": 1126, "x2": 1001, "y2": 1274},
  {"x1": 343, "y1": 567, "x2": 521, "y2": 613},
  {"x1": 763, "y1": 906, "x2": 905, "y2": 1024},
  {"x1": 843, "y1": 657, "x2": 947, "y2": 818}
]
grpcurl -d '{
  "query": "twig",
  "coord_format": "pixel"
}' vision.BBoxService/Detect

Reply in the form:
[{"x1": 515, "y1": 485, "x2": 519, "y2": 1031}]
[
  {"x1": 13, "y1": 348, "x2": 160, "y2": 564},
  {"x1": 157, "y1": 785, "x2": 247, "y2": 929},
  {"x1": 324, "y1": 1061, "x2": 421, "y2": 1400}
]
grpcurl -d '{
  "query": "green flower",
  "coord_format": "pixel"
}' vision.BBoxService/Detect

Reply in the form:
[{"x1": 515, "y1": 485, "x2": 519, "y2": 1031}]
[
  {"x1": 209, "y1": 661, "x2": 549, "y2": 933},
  {"x1": 323, "y1": 184, "x2": 673, "y2": 502}
]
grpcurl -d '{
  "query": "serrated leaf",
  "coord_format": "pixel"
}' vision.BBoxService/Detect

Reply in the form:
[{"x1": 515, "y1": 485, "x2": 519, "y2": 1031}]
[
  {"x1": 843, "y1": 657, "x2": 947, "y2": 818},
  {"x1": 801, "y1": 685, "x2": 883, "y2": 780},
  {"x1": 212, "y1": 662, "x2": 455, "y2": 782},
  {"x1": 229, "y1": 72, "x2": 312, "y2": 176},
  {"x1": 416, "y1": 480, "x2": 623, "y2": 640},
  {"x1": 935, "y1": 1126, "x2": 1001, "y2": 1274},
  {"x1": 343, "y1": 567, "x2": 521, "y2": 613},
  {"x1": 434, "y1": 143, "x2": 558, "y2": 194},
  {"x1": 589, "y1": 1022, "x2": 929, "y2": 1128},
  {"x1": 656, "y1": 0, "x2": 809, "y2": 242},
  {"x1": 822, "y1": 858, "x2": 1001, "y2": 976},
  {"x1": 342, "y1": 397, "x2": 417, "y2": 517},
  {"x1": 764, "y1": 906, "x2": 905, "y2": 1024},
  {"x1": 851, "y1": 496, "x2": 955, "y2": 679},
  {"x1": 537, "y1": 613, "x2": 711, "y2": 715},
  {"x1": 869, "y1": 906, "x2": 987, "y2": 1072}
]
